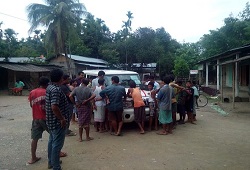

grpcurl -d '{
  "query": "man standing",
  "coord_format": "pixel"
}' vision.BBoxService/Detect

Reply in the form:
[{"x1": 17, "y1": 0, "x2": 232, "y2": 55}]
[
  {"x1": 70, "y1": 79, "x2": 96, "y2": 142},
  {"x1": 76, "y1": 71, "x2": 84, "y2": 86},
  {"x1": 91, "y1": 70, "x2": 105, "y2": 90},
  {"x1": 46, "y1": 69, "x2": 69, "y2": 170},
  {"x1": 60, "y1": 74, "x2": 76, "y2": 136},
  {"x1": 157, "y1": 76, "x2": 175, "y2": 135},
  {"x1": 100, "y1": 76, "x2": 126, "y2": 136},
  {"x1": 28, "y1": 76, "x2": 49, "y2": 164}
]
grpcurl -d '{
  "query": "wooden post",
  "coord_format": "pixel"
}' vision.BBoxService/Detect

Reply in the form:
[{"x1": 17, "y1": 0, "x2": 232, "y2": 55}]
[
  {"x1": 235, "y1": 54, "x2": 239, "y2": 97},
  {"x1": 206, "y1": 62, "x2": 209, "y2": 87},
  {"x1": 217, "y1": 59, "x2": 220, "y2": 90},
  {"x1": 232, "y1": 64, "x2": 235, "y2": 109},
  {"x1": 220, "y1": 65, "x2": 223, "y2": 102},
  {"x1": 13, "y1": 71, "x2": 16, "y2": 85}
]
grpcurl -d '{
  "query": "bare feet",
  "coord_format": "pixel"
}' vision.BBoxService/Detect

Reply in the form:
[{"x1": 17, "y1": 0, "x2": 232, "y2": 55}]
[
  {"x1": 110, "y1": 132, "x2": 122, "y2": 136},
  {"x1": 140, "y1": 130, "x2": 145, "y2": 134},
  {"x1": 78, "y1": 138, "x2": 83, "y2": 142},
  {"x1": 157, "y1": 131, "x2": 168, "y2": 135},
  {"x1": 168, "y1": 130, "x2": 173, "y2": 134},
  {"x1": 86, "y1": 137, "x2": 94, "y2": 141},
  {"x1": 28, "y1": 157, "x2": 41, "y2": 164}
]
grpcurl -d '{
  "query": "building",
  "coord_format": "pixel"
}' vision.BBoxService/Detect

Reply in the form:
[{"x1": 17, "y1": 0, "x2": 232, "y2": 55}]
[
  {"x1": 0, "y1": 62, "x2": 50, "y2": 90},
  {"x1": 47, "y1": 54, "x2": 109, "y2": 76},
  {"x1": 197, "y1": 44, "x2": 250, "y2": 103}
]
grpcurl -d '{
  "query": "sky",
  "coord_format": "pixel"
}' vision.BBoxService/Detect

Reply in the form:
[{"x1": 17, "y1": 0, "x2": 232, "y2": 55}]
[{"x1": 0, "y1": 0, "x2": 249, "y2": 43}]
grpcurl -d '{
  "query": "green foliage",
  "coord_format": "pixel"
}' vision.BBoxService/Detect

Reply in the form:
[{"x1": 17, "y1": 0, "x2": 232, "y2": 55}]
[
  {"x1": 81, "y1": 14, "x2": 112, "y2": 58},
  {"x1": 199, "y1": 2, "x2": 250, "y2": 59},
  {"x1": 174, "y1": 57, "x2": 189, "y2": 78},
  {"x1": 27, "y1": 0, "x2": 87, "y2": 55},
  {"x1": 99, "y1": 43, "x2": 119, "y2": 68}
]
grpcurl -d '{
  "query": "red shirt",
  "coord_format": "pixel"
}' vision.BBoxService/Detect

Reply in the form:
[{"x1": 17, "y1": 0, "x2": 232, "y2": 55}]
[{"x1": 28, "y1": 88, "x2": 46, "y2": 120}]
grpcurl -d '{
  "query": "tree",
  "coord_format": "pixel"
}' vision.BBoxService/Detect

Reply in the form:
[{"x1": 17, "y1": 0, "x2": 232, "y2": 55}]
[
  {"x1": 81, "y1": 14, "x2": 112, "y2": 58},
  {"x1": 27, "y1": 0, "x2": 87, "y2": 74},
  {"x1": 173, "y1": 57, "x2": 189, "y2": 78},
  {"x1": 3, "y1": 28, "x2": 19, "y2": 61},
  {"x1": 199, "y1": 3, "x2": 250, "y2": 59}
]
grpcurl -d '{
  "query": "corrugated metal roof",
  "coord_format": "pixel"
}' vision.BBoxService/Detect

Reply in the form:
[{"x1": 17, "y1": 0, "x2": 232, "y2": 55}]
[
  {"x1": 76, "y1": 63, "x2": 108, "y2": 68},
  {"x1": 197, "y1": 44, "x2": 250, "y2": 64},
  {"x1": 0, "y1": 63, "x2": 50, "y2": 72},
  {"x1": 0, "y1": 57, "x2": 45, "y2": 63},
  {"x1": 69, "y1": 55, "x2": 108, "y2": 64}
]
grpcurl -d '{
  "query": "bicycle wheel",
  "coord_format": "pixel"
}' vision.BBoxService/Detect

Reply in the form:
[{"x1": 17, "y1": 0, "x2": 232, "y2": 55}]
[{"x1": 197, "y1": 94, "x2": 208, "y2": 107}]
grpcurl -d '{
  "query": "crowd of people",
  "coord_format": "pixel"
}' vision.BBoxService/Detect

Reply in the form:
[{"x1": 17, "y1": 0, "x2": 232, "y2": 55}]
[{"x1": 27, "y1": 69, "x2": 199, "y2": 170}]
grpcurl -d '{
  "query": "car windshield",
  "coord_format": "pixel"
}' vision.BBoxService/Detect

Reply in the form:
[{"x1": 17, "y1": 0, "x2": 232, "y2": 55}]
[{"x1": 104, "y1": 74, "x2": 141, "y2": 88}]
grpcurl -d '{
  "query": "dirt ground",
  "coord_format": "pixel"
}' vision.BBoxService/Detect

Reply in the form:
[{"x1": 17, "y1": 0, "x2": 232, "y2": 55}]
[{"x1": 0, "y1": 92, "x2": 250, "y2": 170}]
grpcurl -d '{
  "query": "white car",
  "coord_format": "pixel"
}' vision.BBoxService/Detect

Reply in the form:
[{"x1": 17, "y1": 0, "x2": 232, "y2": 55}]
[{"x1": 82, "y1": 69, "x2": 150, "y2": 123}]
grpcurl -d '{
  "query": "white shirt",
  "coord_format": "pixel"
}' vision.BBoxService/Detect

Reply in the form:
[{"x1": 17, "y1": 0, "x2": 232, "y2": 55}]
[{"x1": 145, "y1": 81, "x2": 160, "y2": 90}]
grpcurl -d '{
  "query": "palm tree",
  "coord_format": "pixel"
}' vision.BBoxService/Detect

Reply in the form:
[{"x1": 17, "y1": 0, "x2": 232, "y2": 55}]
[
  {"x1": 27, "y1": 0, "x2": 87, "y2": 74},
  {"x1": 122, "y1": 11, "x2": 133, "y2": 38},
  {"x1": 122, "y1": 11, "x2": 133, "y2": 70}
]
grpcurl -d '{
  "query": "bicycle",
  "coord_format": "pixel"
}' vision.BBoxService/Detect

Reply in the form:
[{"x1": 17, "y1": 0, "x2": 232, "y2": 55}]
[{"x1": 196, "y1": 86, "x2": 208, "y2": 107}]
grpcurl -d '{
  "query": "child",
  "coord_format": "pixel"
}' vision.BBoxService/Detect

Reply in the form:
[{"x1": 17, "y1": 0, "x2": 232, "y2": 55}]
[
  {"x1": 147, "y1": 81, "x2": 158, "y2": 131},
  {"x1": 185, "y1": 81, "x2": 195, "y2": 124},
  {"x1": 176, "y1": 80, "x2": 187, "y2": 124},
  {"x1": 192, "y1": 81, "x2": 199, "y2": 121},
  {"x1": 93, "y1": 78, "x2": 106, "y2": 133},
  {"x1": 127, "y1": 80, "x2": 146, "y2": 134}
]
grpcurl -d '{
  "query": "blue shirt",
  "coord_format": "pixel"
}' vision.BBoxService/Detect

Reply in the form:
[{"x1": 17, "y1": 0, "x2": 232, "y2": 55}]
[
  {"x1": 157, "y1": 84, "x2": 174, "y2": 111},
  {"x1": 100, "y1": 84, "x2": 126, "y2": 111}
]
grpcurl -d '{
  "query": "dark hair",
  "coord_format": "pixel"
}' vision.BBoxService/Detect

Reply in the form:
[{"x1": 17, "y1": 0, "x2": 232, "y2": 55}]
[
  {"x1": 192, "y1": 81, "x2": 197, "y2": 85},
  {"x1": 82, "y1": 78, "x2": 89, "y2": 86},
  {"x1": 163, "y1": 75, "x2": 171, "y2": 84},
  {"x1": 63, "y1": 74, "x2": 70, "y2": 80},
  {"x1": 50, "y1": 69, "x2": 64, "y2": 82},
  {"x1": 186, "y1": 80, "x2": 192, "y2": 84},
  {"x1": 78, "y1": 71, "x2": 84, "y2": 76},
  {"x1": 148, "y1": 81, "x2": 154, "y2": 87},
  {"x1": 39, "y1": 76, "x2": 50, "y2": 87},
  {"x1": 98, "y1": 78, "x2": 105, "y2": 85},
  {"x1": 169, "y1": 74, "x2": 175, "y2": 81},
  {"x1": 98, "y1": 71, "x2": 105, "y2": 77},
  {"x1": 111, "y1": 76, "x2": 119, "y2": 83},
  {"x1": 129, "y1": 80, "x2": 136, "y2": 88},
  {"x1": 70, "y1": 79, "x2": 77, "y2": 85},
  {"x1": 149, "y1": 75, "x2": 155, "y2": 80},
  {"x1": 176, "y1": 80, "x2": 183, "y2": 85}
]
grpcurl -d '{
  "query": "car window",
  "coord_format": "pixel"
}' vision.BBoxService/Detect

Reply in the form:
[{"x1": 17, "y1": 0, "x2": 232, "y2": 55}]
[{"x1": 104, "y1": 74, "x2": 141, "y2": 87}]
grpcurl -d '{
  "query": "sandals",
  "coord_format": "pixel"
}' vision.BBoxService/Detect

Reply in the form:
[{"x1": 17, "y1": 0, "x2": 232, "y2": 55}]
[{"x1": 60, "y1": 152, "x2": 67, "y2": 157}]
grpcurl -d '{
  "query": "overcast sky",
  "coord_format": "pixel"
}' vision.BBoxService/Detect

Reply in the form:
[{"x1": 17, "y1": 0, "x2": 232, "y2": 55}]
[{"x1": 0, "y1": 0, "x2": 248, "y2": 43}]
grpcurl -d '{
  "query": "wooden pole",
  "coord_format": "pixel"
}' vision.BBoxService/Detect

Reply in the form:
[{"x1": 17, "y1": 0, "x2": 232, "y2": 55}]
[
  {"x1": 217, "y1": 59, "x2": 220, "y2": 90},
  {"x1": 206, "y1": 62, "x2": 209, "y2": 87},
  {"x1": 220, "y1": 66, "x2": 223, "y2": 102},
  {"x1": 232, "y1": 64, "x2": 235, "y2": 109}
]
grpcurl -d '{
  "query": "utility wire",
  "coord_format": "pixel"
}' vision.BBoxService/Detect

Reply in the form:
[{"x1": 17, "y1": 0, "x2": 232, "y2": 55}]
[{"x1": 0, "y1": 12, "x2": 27, "y2": 22}]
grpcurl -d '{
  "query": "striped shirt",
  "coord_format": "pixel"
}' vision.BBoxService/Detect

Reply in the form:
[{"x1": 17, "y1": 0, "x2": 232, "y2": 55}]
[{"x1": 45, "y1": 83, "x2": 69, "y2": 130}]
